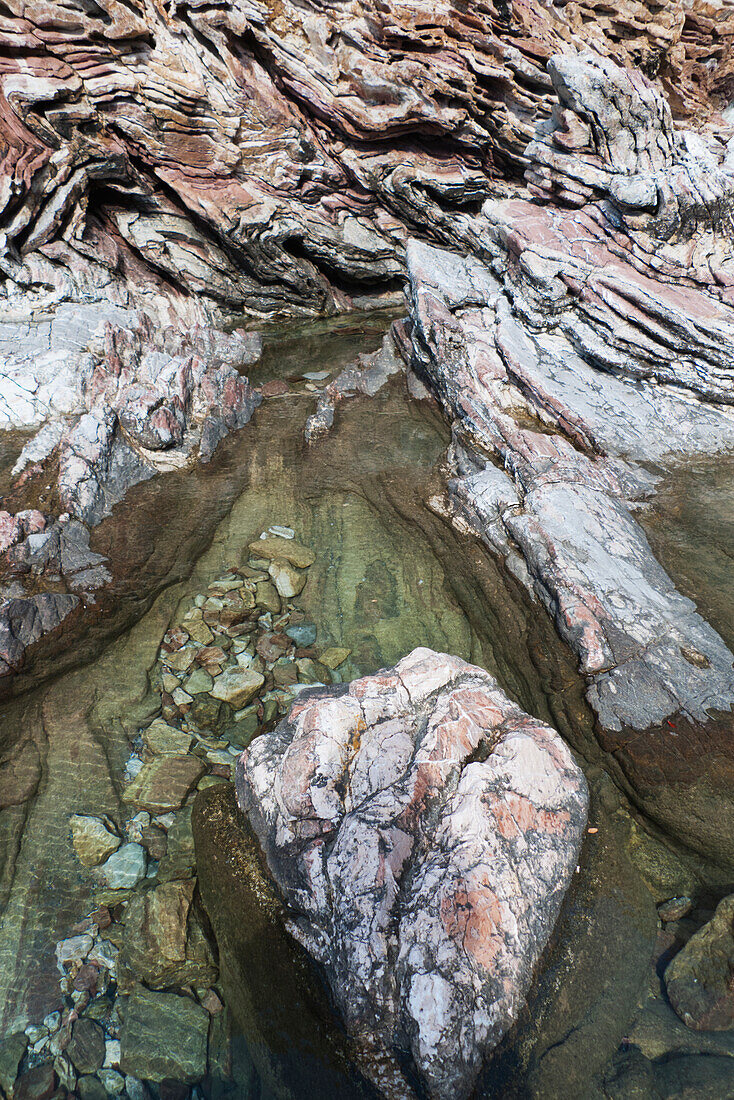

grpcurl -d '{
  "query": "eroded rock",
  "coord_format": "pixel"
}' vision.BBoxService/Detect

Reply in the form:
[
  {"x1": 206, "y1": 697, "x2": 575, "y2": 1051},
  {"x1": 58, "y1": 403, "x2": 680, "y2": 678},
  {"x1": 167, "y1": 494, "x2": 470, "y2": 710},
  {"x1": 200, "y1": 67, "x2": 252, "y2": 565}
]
[
  {"x1": 665, "y1": 894, "x2": 734, "y2": 1031},
  {"x1": 236, "y1": 647, "x2": 588, "y2": 1099}
]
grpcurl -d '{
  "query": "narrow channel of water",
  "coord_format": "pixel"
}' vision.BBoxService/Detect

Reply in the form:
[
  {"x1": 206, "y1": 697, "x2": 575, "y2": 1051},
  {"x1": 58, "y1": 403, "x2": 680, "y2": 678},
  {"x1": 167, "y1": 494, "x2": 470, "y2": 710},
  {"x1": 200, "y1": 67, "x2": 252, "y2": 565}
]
[{"x1": 0, "y1": 315, "x2": 730, "y2": 1099}]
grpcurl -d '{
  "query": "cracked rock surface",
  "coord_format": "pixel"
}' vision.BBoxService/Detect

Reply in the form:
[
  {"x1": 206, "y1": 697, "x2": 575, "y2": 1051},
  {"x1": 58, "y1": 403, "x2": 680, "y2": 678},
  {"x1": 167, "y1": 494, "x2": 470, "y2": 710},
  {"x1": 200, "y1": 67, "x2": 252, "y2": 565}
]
[
  {"x1": 402, "y1": 51, "x2": 734, "y2": 873},
  {"x1": 1, "y1": 0, "x2": 733, "y2": 317},
  {"x1": 236, "y1": 647, "x2": 588, "y2": 1100}
]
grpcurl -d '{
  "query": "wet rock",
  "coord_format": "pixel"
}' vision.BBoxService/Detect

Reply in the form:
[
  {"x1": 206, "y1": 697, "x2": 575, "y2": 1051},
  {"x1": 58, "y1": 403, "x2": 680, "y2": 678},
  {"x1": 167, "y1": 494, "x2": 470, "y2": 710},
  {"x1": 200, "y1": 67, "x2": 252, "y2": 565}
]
[
  {"x1": 284, "y1": 622, "x2": 317, "y2": 648},
  {"x1": 319, "y1": 647, "x2": 351, "y2": 670},
  {"x1": 267, "y1": 561, "x2": 307, "y2": 598},
  {"x1": 194, "y1": 646, "x2": 228, "y2": 674},
  {"x1": 604, "y1": 1047, "x2": 734, "y2": 1099},
  {"x1": 142, "y1": 721, "x2": 194, "y2": 757},
  {"x1": 69, "y1": 815, "x2": 121, "y2": 868},
  {"x1": 183, "y1": 669, "x2": 214, "y2": 696},
  {"x1": 658, "y1": 897, "x2": 694, "y2": 924},
  {"x1": 157, "y1": 808, "x2": 196, "y2": 884},
  {"x1": 0, "y1": 1032, "x2": 29, "y2": 1094},
  {"x1": 97, "y1": 843, "x2": 147, "y2": 890},
  {"x1": 119, "y1": 987, "x2": 209, "y2": 1084},
  {"x1": 255, "y1": 633, "x2": 291, "y2": 663},
  {"x1": 14, "y1": 1063, "x2": 57, "y2": 1100},
  {"x1": 224, "y1": 708, "x2": 260, "y2": 749},
  {"x1": 209, "y1": 669, "x2": 264, "y2": 709},
  {"x1": 248, "y1": 538, "x2": 315, "y2": 569},
  {"x1": 122, "y1": 757, "x2": 205, "y2": 813},
  {"x1": 73, "y1": 964, "x2": 101, "y2": 995},
  {"x1": 254, "y1": 581, "x2": 280, "y2": 614},
  {"x1": 665, "y1": 895, "x2": 734, "y2": 1030},
  {"x1": 118, "y1": 880, "x2": 217, "y2": 992},
  {"x1": 295, "y1": 657, "x2": 329, "y2": 685},
  {"x1": 272, "y1": 661, "x2": 298, "y2": 690},
  {"x1": 193, "y1": 784, "x2": 377, "y2": 1100},
  {"x1": 77, "y1": 1076, "x2": 109, "y2": 1100},
  {"x1": 187, "y1": 621, "x2": 214, "y2": 646},
  {"x1": 97, "y1": 1068, "x2": 125, "y2": 1095},
  {"x1": 56, "y1": 935, "x2": 94, "y2": 969},
  {"x1": 236, "y1": 647, "x2": 588, "y2": 1099},
  {"x1": 139, "y1": 824, "x2": 168, "y2": 862},
  {"x1": 67, "y1": 1019, "x2": 105, "y2": 1075}
]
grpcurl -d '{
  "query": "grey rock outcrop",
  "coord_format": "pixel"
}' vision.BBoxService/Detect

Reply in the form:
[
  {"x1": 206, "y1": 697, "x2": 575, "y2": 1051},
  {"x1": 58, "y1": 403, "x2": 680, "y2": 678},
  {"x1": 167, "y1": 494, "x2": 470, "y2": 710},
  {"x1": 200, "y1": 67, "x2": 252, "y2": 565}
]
[{"x1": 401, "y1": 51, "x2": 734, "y2": 873}]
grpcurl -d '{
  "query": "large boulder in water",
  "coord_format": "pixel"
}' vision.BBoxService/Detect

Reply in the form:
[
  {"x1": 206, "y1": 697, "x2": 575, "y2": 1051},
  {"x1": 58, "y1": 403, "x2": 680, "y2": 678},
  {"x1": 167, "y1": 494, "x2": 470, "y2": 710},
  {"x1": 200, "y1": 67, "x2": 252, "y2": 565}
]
[{"x1": 235, "y1": 647, "x2": 588, "y2": 1099}]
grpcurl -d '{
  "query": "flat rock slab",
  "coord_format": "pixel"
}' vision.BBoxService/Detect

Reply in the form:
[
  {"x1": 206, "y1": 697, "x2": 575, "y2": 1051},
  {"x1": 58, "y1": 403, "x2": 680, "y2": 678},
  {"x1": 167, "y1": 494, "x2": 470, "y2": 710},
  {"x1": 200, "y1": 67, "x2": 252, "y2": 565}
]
[
  {"x1": 236, "y1": 647, "x2": 588, "y2": 1100},
  {"x1": 122, "y1": 755, "x2": 205, "y2": 813},
  {"x1": 119, "y1": 986, "x2": 209, "y2": 1084}
]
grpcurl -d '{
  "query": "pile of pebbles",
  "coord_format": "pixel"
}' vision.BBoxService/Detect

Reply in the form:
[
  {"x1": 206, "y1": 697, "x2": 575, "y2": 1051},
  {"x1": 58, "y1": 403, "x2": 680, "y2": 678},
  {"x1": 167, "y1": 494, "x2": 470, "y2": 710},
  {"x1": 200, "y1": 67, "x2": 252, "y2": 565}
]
[{"x1": 1, "y1": 527, "x2": 350, "y2": 1100}]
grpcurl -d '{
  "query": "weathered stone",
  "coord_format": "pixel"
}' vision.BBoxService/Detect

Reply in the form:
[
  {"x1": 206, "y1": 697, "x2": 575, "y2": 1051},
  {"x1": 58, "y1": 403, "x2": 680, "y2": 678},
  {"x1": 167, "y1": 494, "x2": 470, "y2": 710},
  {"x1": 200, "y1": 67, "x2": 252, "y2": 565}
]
[
  {"x1": 666, "y1": 895, "x2": 734, "y2": 1030},
  {"x1": 236, "y1": 648, "x2": 588, "y2": 1099},
  {"x1": 97, "y1": 843, "x2": 147, "y2": 890},
  {"x1": 405, "y1": 215, "x2": 734, "y2": 871},
  {"x1": 119, "y1": 988, "x2": 209, "y2": 1084},
  {"x1": 67, "y1": 1019, "x2": 105, "y2": 1075},
  {"x1": 0, "y1": 1032, "x2": 29, "y2": 1095},
  {"x1": 69, "y1": 816, "x2": 120, "y2": 868},
  {"x1": 254, "y1": 581, "x2": 281, "y2": 614},
  {"x1": 142, "y1": 720, "x2": 194, "y2": 757},
  {"x1": 268, "y1": 562, "x2": 307, "y2": 599},
  {"x1": 319, "y1": 647, "x2": 351, "y2": 670},
  {"x1": 123, "y1": 757, "x2": 205, "y2": 813},
  {"x1": 210, "y1": 669, "x2": 264, "y2": 709},
  {"x1": 248, "y1": 539, "x2": 315, "y2": 569},
  {"x1": 119, "y1": 880, "x2": 216, "y2": 992}
]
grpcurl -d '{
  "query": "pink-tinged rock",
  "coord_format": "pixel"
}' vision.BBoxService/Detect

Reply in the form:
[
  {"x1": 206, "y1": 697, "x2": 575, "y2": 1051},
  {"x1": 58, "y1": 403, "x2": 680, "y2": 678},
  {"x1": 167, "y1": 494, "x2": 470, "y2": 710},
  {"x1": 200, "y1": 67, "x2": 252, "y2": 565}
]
[
  {"x1": 236, "y1": 648, "x2": 588, "y2": 1099},
  {"x1": 0, "y1": 512, "x2": 21, "y2": 555}
]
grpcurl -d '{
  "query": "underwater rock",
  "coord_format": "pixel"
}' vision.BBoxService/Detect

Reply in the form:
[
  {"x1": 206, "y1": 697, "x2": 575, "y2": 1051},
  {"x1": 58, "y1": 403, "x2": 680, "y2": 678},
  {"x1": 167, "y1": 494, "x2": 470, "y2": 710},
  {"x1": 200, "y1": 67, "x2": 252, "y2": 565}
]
[
  {"x1": 118, "y1": 880, "x2": 217, "y2": 993},
  {"x1": 122, "y1": 756, "x2": 205, "y2": 814},
  {"x1": 665, "y1": 894, "x2": 734, "y2": 1031},
  {"x1": 119, "y1": 987, "x2": 208, "y2": 1084},
  {"x1": 69, "y1": 815, "x2": 121, "y2": 869},
  {"x1": 236, "y1": 647, "x2": 588, "y2": 1099},
  {"x1": 96, "y1": 843, "x2": 147, "y2": 890}
]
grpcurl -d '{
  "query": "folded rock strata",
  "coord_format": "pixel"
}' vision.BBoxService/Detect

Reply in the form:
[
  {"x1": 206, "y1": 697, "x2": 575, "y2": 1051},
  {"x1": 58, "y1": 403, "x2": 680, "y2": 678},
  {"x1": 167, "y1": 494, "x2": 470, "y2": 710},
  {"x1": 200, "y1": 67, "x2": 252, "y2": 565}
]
[
  {"x1": 0, "y1": 310, "x2": 261, "y2": 681},
  {"x1": 236, "y1": 647, "x2": 588, "y2": 1100},
  {"x1": 402, "y1": 52, "x2": 734, "y2": 871},
  {"x1": 1, "y1": 0, "x2": 732, "y2": 317}
]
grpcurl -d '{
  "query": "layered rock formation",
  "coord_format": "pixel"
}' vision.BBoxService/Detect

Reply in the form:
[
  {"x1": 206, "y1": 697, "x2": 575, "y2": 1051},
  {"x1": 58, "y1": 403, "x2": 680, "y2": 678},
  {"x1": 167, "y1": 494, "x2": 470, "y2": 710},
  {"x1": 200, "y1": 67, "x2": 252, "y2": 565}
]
[
  {"x1": 1, "y1": 0, "x2": 733, "y2": 320},
  {"x1": 236, "y1": 647, "x2": 588, "y2": 1100},
  {"x1": 402, "y1": 51, "x2": 734, "y2": 871},
  {"x1": 0, "y1": 311, "x2": 261, "y2": 681}
]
